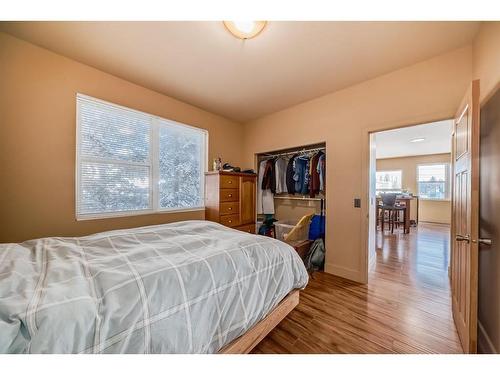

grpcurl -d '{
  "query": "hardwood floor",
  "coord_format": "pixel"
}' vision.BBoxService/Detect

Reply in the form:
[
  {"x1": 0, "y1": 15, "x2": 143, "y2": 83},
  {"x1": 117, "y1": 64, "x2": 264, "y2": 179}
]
[{"x1": 252, "y1": 223, "x2": 463, "y2": 353}]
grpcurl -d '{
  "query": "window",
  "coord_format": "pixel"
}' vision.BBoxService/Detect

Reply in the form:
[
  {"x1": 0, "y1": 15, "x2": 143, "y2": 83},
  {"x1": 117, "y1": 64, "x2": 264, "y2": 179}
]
[
  {"x1": 417, "y1": 163, "x2": 450, "y2": 200},
  {"x1": 76, "y1": 94, "x2": 207, "y2": 219},
  {"x1": 376, "y1": 170, "x2": 402, "y2": 193}
]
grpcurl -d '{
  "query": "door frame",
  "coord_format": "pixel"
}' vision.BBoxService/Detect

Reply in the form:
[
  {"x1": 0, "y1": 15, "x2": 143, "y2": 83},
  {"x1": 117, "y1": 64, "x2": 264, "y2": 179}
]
[{"x1": 360, "y1": 116, "x2": 455, "y2": 283}]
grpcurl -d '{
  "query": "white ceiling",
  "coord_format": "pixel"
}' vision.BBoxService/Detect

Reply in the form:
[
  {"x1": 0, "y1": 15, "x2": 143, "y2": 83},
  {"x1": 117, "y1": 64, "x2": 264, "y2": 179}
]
[
  {"x1": 375, "y1": 120, "x2": 453, "y2": 159},
  {"x1": 0, "y1": 21, "x2": 480, "y2": 122}
]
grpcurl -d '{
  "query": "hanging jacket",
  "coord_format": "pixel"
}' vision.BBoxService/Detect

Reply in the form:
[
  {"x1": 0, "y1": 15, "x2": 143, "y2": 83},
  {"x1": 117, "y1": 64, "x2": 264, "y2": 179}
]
[
  {"x1": 257, "y1": 160, "x2": 275, "y2": 214},
  {"x1": 301, "y1": 156, "x2": 311, "y2": 195},
  {"x1": 275, "y1": 156, "x2": 288, "y2": 194},
  {"x1": 286, "y1": 155, "x2": 297, "y2": 194},
  {"x1": 309, "y1": 151, "x2": 323, "y2": 198},
  {"x1": 317, "y1": 153, "x2": 326, "y2": 192},
  {"x1": 293, "y1": 156, "x2": 310, "y2": 195},
  {"x1": 261, "y1": 158, "x2": 276, "y2": 194}
]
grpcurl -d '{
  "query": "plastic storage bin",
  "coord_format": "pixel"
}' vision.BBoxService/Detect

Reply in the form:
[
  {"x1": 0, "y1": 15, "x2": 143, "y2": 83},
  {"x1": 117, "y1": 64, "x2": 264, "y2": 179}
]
[
  {"x1": 275, "y1": 220, "x2": 310, "y2": 242},
  {"x1": 274, "y1": 220, "x2": 296, "y2": 241}
]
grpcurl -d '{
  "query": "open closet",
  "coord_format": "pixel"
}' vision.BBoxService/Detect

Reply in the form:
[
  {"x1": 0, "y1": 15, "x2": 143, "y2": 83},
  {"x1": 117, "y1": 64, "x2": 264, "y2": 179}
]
[{"x1": 256, "y1": 142, "x2": 326, "y2": 268}]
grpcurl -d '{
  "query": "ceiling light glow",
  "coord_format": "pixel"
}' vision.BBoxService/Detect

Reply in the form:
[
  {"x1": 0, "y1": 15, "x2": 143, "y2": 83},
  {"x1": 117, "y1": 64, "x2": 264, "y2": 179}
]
[
  {"x1": 410, "y1": 137, "x2": 426, "y2": 143},
  {"x1": 223, "y1": 21, "x2": 267, "y2": 39},
  {"x1": 233, "y1": 21, "x2": 255, "y2": 34}
]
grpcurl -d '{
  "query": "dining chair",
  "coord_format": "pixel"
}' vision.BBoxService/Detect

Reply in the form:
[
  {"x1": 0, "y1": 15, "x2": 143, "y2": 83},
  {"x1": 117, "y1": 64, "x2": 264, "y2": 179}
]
[{"x1": 379, "y1": 193, "x2": 407, "y2": 234}]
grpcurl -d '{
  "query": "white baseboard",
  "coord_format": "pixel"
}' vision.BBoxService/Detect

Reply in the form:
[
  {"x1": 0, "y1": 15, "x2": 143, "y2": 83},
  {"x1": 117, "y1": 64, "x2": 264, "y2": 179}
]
[
  {"x1": 478, "y1": 320, "x2": 497, "y2": 354},
  {"x1": 369, "y1": 252, "x2": 376, "y2": 272}
]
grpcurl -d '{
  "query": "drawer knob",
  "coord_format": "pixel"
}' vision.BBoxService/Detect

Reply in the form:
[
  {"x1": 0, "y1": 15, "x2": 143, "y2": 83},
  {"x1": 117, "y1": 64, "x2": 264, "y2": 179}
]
[
  {"x1": 228, "y1": 220, "x2": 232, "y2": 223},
  {"x1": 228, "y1": 180, "x2": 232, "y2": 184},
  {"x1": 228, "y1": 207, "x2": 232, "y2": 210},
  {"x1": 228, "y1": 194, "x2": 232, "y2": 197}
]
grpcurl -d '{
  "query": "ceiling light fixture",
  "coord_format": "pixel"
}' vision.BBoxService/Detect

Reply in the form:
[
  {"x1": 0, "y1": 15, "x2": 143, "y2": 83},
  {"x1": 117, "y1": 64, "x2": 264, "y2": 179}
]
[
  {"x1": 410, "y1": 137, "x2": 426, "y2": 143},
  {"x1": 223, "y1": 21, "x2": 267, "y2": 40}
]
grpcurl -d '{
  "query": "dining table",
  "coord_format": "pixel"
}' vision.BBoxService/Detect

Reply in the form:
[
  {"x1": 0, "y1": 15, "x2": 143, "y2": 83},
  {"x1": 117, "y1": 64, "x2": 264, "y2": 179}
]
[{"x1": 376, "y1": 195, "x2": 419, "y2": 234}]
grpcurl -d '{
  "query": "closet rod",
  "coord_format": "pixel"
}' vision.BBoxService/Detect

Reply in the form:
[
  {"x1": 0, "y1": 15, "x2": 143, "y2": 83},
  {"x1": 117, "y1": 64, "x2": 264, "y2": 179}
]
[{"x1": 260, "y1": 146, "x2": 325, "y2": 158}]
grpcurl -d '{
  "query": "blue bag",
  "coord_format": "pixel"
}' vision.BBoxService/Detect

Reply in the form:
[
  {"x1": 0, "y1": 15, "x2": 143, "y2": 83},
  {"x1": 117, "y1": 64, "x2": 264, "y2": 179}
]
[
  {"x1": 309, "y1": 198, "x2": 325, "y2": 240},
  {"x1": 308, "y1": 214, "x2": 325, "y2": 240}
]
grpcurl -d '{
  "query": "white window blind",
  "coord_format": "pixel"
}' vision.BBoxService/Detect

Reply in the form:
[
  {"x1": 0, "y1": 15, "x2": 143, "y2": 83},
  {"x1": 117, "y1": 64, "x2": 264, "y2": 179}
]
[
  {"x1": 417, "y1": 163, "x2": 450, "y2": 200},
  {"x1": 376, "y1": 170, "x2": 402, "y2": 193},
  {"x1": 76, "y1": 94, "x2": 207, "y2": 219}
]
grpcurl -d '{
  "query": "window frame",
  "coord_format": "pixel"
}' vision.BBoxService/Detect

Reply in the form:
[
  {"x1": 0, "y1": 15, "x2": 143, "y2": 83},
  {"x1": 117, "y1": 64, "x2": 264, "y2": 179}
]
[
  {"x1": 75, "y1": 93, "x2": 208, "y2": 221},
  {"x1": 375, "y1": 169, "x2": 403, "y2": 193},
  {"x1": 416, "y1": 162, "x2": 451, "y2": 201}
]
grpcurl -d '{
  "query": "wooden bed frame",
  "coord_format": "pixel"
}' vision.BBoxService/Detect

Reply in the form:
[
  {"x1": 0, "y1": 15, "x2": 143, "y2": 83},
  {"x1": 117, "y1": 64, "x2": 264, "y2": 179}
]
[{"x1": 218, "y1": 290, "x2": 300, "y2": 354}]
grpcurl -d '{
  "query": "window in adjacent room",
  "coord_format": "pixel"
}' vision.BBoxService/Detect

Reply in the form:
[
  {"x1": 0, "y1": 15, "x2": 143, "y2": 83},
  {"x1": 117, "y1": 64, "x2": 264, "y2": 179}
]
[
  {"x1": 376, "y1": 170, "x2": 402, "y2": 193},
  {"x1": 417, "y1": 163, "x2": 450, "y2": 200},
  {"x1": 76, "y1": 94, "x2": 207, "y2": 220}
]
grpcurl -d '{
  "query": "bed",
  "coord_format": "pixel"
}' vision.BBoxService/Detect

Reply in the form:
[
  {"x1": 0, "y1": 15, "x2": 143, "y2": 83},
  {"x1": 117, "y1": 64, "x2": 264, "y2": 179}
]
[{"x1": 0, "y1": 220, "x2": 308, "y2": 353}]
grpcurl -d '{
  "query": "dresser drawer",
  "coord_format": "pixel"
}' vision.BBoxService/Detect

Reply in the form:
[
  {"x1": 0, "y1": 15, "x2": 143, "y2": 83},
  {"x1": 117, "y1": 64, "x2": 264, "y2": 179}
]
[
  {"x1": 220, "y1": 201, "x2": 239, "y2": 215},
  {"x1": 219, "y1": 214, "x2": 241, "y2": 228},
  {"x1": 236, "y1": 224, "x2": 256, "y2": 234},
  {"x1": 220, "y1": 188, "x2": 239, "y2": 202},
  {"x1": 220, "y1": 174, "x2": 239, "y2": 189}
]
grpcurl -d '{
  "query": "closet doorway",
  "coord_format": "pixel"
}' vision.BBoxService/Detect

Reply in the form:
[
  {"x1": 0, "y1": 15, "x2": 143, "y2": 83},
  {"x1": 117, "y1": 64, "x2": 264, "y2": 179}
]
[{"x1": 255, "y1": 142, "x2": 326, "y2": 266}]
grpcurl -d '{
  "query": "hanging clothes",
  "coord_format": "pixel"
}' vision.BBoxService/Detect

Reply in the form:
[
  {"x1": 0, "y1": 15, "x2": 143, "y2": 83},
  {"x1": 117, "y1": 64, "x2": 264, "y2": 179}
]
[
  {"x1": 285, "y1": 154, "x2": 298, "y2": 194},
  {"x1": 275, "y1": 156, "x2": 289, "y2": 194},
  {"x1": 257, "y1": 159, "x2": 275, "y2": 214},
  {"x1": 293, "y1": 155, "x2": 310, "y2": 195},
  {"x1": 317, "y1": 153, "x2": 326, "y2": 192},
  {"x1": 261, "y1": 158, "x2": 276, "y2": 194},
  {"x1": 309, "y1": 151, "x2": 323, "y2": 198},
  {"x1": 301, "y1": 156, "x2": 311, "y2": 195}
]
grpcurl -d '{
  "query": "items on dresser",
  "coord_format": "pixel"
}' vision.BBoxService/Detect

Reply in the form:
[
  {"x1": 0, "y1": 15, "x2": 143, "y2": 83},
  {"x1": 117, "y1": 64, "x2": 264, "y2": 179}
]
[
  {"x1": 222, "y1": 163, "x2": 241, "y2": 172},
  {"x1": 205, "y1": 171, "x2": 257, "y2": 234},
  {"x1": 213, "y1": 157, "x2": 222, "y2": 171}
]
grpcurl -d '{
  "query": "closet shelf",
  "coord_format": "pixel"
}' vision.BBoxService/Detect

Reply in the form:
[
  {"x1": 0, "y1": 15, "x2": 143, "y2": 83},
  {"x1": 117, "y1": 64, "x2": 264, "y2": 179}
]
[
  {"x1": 274, "y1": 195, "x2": 325, "y2": 201},
  {"x1": 261, "y1": 146, "x2": 325, "y2": 158}
]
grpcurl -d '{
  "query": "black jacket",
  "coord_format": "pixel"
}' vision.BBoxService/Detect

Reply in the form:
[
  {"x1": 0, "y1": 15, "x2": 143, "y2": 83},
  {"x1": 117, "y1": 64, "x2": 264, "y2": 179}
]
[
  {"x1": 261, "y1": 159, "x2": 276, "y2": 194},
  {"x1": 285, "y1": 155, "x2": 297, "y2": 194}
]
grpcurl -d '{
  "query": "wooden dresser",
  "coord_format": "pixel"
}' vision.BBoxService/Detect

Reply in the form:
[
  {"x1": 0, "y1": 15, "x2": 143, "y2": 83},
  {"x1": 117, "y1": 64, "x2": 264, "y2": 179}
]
[{"x1": 205, "y1": 171, "x2": 257, "y2": 234}]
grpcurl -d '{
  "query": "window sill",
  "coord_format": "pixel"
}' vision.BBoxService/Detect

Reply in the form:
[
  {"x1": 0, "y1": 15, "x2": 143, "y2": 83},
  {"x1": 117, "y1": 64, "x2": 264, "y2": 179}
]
[
  {"x1": 76, "y1": 206, "x2": 205, "y2": 221},
  {"x1": 419, "y1": 199, "x2": 451, "y2": 202}
]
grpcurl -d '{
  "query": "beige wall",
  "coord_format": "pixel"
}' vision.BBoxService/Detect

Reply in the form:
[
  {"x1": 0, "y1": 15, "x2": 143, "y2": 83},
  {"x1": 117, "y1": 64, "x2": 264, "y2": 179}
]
[
  {"x1": 376, "y1": 153, "x2": 452, "y2": 224},
  {"x1": 0, "y1": 32, "x2": 244, "y2": 243},
  {"x1": 472, "y1": 22, "x2": 500, "y2": 354},
  {"x1": 274, "y1": 199, "x2": 322, "y2": 223},
  {"x1": 473, "y1": 22, "x2": 500, "y2": 104},
  {"x1": 242, "y1": 46, "x2": 472, "y2": 282}
]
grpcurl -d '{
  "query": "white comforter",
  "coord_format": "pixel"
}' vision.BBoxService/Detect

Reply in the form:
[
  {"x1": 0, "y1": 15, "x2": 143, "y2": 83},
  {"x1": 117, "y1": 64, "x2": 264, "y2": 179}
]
[{"x1": 0, "y1": 220, "x2": 308, "y2": 353}]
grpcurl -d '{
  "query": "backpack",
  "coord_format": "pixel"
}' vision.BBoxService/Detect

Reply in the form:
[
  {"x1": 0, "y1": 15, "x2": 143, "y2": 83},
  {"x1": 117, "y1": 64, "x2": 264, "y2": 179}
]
[
  {"x1": 308, "y1": 215, "x2": 325, "y2": 240},
  {"x1": 305, "y1": 238, "x2": 325, "y2": 271},
  {"x1": 308, "y1": 198, "x2": 325, "y2": 240}
]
